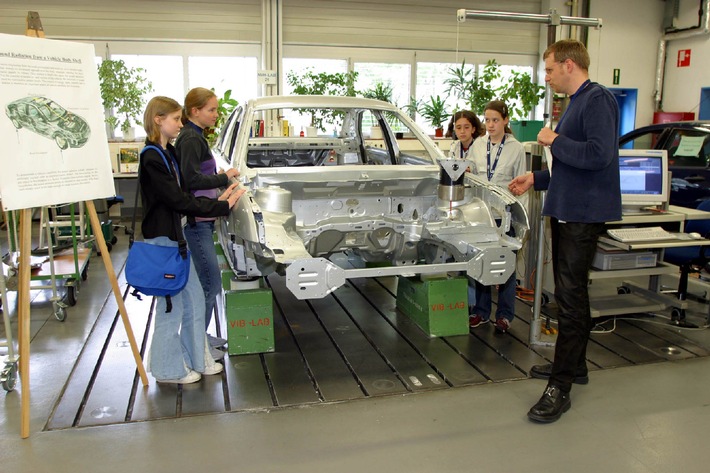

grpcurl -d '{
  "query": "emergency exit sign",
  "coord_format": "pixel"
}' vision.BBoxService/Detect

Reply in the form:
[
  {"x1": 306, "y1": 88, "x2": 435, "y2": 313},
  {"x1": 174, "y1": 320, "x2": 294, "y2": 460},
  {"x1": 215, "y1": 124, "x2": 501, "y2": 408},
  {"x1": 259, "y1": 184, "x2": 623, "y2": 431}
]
[{"x1": 677, "y1": 49, "x2": 691, "y2": 67}]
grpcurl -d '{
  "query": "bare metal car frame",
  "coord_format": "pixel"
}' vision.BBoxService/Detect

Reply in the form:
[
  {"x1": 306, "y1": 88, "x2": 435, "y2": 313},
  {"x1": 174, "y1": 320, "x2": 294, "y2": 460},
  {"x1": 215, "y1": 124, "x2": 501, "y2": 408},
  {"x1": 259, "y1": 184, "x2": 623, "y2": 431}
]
[{"x1": 212, "y1": 95, "x2": 529, "y2": 300}]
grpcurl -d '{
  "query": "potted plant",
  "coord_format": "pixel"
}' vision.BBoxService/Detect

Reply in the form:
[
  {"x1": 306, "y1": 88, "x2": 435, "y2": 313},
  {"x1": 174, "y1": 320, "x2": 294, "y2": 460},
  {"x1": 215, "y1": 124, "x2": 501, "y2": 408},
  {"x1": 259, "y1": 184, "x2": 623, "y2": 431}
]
[
  {"x1": 498, "y1": 70, "x2": 545, "y2": 121},
  {"x1": 362, "y1": 82, "x2": 398, "y2": 138},
  {"x1": 498, "y1": 70, "x2": 546, "y2": 141},
  {"x1": 419, "y1": 95, "x2": 450, "y2": 137},
  {"x1": 97, "y1": 59, "x2": 153, "y2": 140},
  {"x1": 362, "y1": 81, "x2": 394, "y2": 104},
  {"x1": 286, "y1": 68, "x2": 359, "y2": 132},
  {"x1": 402, "y1": 95, "x2": 421, "y2": 120},
  {"x1": 205, "y1": 88, "x2": 239, "y2": 146},
  {"x1": 444, "y1": 59, "x2": 500, "y2": 115}
]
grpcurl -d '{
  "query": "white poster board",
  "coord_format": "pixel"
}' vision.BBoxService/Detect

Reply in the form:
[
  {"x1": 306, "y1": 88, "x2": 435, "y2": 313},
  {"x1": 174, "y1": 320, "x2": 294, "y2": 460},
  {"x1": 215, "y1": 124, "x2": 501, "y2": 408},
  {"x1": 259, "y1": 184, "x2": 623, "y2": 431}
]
[{"x1": 0, "y1": 33, "x2": 115, "y2": 211}]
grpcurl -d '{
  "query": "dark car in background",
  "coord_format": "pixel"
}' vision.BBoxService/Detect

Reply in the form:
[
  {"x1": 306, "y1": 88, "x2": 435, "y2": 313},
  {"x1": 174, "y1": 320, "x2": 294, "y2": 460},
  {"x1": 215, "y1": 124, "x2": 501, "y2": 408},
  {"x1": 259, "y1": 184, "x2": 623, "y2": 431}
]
[{"x1": 619, "y1": 121, "x2": 710, "y2": 208}]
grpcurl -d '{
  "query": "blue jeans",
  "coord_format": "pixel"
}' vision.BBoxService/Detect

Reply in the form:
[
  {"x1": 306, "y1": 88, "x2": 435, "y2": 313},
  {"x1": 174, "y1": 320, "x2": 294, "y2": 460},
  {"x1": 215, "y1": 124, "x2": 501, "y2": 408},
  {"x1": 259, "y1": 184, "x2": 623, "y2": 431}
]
[
  {"x1": 472, "y1": 273, "x2": 517, "y2": 322},
  {"x1": 183, "y1": 221, "x2": 221, "y2": 331},
  {"x1": 146, "y1": 236, "x2": 206, "y2": 380}
]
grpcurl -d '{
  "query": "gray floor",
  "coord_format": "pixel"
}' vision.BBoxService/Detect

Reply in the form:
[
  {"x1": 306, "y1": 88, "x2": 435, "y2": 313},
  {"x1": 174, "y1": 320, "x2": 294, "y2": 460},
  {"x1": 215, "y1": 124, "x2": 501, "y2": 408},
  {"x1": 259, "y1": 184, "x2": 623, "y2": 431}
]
[{"x1": 2, "y1": 224, "x2": 710, "y2": 473}]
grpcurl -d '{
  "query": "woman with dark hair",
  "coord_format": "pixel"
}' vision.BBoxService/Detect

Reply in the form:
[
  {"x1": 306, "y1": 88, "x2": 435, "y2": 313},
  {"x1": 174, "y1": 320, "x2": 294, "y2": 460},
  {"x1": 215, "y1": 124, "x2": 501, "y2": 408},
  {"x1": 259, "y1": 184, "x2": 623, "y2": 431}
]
[{"x1": 447, "y1": 110, "x2": 484, "y2": 160}]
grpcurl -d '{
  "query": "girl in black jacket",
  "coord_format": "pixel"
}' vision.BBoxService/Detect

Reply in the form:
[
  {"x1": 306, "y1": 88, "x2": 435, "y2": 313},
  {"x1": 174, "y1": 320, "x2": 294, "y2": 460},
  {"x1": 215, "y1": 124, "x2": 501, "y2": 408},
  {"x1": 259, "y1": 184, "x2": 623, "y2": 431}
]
[{"x1": 139, "y1": 96, "x2": 244, "y2": 384}]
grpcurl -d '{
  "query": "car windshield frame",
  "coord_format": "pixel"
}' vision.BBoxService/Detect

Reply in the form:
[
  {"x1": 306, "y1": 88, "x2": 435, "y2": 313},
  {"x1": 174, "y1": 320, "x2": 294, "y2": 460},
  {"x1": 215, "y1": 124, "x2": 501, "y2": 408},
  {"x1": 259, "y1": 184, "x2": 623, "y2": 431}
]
[{"x1": 232, "y1": 102, "x2": 440, "y2": 170}]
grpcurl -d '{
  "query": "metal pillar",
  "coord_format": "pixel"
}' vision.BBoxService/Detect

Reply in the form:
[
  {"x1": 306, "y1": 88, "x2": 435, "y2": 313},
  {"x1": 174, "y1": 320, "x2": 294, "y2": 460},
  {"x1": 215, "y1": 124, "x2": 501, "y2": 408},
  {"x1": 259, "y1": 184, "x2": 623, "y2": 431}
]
[{"x1": 457, "y1": 8, "x2": 602, "y2": 346}]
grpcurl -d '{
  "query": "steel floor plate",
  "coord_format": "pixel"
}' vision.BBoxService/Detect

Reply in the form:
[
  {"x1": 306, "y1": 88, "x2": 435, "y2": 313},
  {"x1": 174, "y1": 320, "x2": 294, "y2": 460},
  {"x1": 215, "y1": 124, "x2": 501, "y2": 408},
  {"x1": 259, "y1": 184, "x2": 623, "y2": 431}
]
[{"x1": 45, "y1": 272, "x2": 710, "y2": 430}]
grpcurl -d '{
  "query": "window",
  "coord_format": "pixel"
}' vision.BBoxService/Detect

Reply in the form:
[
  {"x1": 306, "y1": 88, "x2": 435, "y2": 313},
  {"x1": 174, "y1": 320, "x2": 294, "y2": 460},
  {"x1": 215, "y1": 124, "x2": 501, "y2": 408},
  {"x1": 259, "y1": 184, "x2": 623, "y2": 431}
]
[
  {"x1": 112, "y1": 54, "x2": 184, "y2": 139},
  {"x1": 416, "y1": 62, "x2": 462, "y2": 134},
  {"x1": 188, "y1": 56, "x2": 258, "y2": 107},
  {"x1": 354, "y1": 62, "x2": 411, "y2": 107},
  {"x1": 282, "y1": 58, "x2": 349, "y2": 133},
  {"x1": 283, "y1": 58, "x2": 349, "y2": 95}
]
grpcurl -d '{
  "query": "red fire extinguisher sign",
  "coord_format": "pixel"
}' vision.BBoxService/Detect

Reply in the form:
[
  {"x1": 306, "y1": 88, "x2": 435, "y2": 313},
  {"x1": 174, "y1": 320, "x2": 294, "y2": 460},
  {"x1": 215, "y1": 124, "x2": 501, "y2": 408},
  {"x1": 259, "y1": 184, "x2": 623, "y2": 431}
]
[{"x1": 677, "y1": 49, "x2": 691, "y2": 67}]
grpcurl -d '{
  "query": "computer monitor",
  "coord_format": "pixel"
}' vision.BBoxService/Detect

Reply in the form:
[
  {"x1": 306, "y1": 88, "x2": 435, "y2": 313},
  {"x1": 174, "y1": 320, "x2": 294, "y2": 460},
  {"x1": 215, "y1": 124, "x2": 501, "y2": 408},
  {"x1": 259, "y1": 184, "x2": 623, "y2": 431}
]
[{"x1": 619, "y1": 149, "x2": 669, "y2": 214}]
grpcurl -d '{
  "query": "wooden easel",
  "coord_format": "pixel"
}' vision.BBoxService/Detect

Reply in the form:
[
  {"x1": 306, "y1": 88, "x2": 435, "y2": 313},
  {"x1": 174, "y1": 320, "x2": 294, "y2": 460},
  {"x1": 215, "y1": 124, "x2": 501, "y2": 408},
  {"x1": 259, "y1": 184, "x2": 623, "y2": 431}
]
[{"x1": 15, "y1": 12, "x2": 148, "y2": 439}]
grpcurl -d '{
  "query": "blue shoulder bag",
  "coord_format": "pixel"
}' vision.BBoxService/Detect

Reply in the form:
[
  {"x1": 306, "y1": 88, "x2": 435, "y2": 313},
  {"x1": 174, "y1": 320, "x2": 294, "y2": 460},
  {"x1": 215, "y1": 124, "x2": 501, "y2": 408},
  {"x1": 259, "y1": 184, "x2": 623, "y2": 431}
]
[{"x1": 124, "y1": 145, "x2": 190, "y2": 312}]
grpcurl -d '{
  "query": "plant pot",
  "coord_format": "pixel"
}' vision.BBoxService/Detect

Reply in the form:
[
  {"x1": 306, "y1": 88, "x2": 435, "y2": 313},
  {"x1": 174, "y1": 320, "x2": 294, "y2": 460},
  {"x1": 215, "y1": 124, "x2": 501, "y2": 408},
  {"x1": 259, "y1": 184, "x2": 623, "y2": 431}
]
[
  {"x1": 122, "y1": 126, "x2": 135, "y2": 141},
  {"x1": 306, "y1": 126, "x2": 318, "y2": 137},
  {"x1": 434, "y1": 127, "x2": 444, "y2": 138},
  {"x1": 509, "y1": 120, "x2": 543, "y2": 142}
]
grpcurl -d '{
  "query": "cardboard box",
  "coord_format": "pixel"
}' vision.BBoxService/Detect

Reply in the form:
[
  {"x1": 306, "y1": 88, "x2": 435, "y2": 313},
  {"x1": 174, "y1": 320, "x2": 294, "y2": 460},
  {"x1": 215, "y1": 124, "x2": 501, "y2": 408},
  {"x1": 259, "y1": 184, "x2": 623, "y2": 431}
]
[
  {"x1": 222, "y1": 273, "x2": 274, "y2": 355},
  {"x1": 396, "y1": 275, "x2": 469, "y2": 337}
]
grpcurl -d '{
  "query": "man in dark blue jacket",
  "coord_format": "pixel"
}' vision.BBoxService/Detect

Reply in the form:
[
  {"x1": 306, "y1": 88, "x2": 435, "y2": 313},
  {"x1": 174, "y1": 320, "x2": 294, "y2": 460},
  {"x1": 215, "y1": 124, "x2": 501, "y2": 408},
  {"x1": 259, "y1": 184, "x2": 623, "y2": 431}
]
[{"x1": 509, "y1": 39, "x2": 621, "y2": 423}]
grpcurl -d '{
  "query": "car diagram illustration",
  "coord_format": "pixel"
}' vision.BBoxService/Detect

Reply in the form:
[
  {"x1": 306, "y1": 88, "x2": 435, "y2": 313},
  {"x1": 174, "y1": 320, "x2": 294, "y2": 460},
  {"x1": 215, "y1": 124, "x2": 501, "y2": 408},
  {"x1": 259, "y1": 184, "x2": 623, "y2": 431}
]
[{"x1": 5, "y1": 96, "x2": 90, "y2": 150}]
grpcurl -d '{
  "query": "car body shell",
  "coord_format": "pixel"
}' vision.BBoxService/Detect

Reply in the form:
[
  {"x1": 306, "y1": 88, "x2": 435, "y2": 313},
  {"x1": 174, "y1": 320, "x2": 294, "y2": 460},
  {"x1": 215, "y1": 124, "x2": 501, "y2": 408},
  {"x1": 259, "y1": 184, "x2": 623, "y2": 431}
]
[
  {"x1": 211, "y1": 95, "x2": 529, "y2": 299},
  {"x1": 5, "y1": 96, "x2": 90, "y2": 150},
  {"x1": 619, "y1": 121, "x2": 710, "y2": 208}
]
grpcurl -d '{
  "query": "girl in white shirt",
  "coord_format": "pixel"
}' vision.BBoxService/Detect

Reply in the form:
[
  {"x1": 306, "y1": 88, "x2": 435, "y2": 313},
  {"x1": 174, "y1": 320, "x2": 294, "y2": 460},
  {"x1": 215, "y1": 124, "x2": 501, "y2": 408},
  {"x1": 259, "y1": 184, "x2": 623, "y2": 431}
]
[
  {"x1": 448, "y1": 110, "x2": 484, "y2": 161},
  {"x1": 469, "y1": 101, "x2": 527, "y2": 186},
  {"x1": 468, "y1": 100, "x2": 526, "y2": 334}
]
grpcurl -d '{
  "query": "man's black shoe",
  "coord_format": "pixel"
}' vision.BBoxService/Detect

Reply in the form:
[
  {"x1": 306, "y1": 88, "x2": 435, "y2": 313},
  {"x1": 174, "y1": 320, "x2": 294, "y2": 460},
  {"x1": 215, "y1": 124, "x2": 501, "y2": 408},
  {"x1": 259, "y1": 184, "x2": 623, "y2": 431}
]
[
  {"x1": 527, "y1": 385, "x2": 571, "y2": 423},
  {"x1": 529, "y1": 363, "x2": 589, "y2": 385}
]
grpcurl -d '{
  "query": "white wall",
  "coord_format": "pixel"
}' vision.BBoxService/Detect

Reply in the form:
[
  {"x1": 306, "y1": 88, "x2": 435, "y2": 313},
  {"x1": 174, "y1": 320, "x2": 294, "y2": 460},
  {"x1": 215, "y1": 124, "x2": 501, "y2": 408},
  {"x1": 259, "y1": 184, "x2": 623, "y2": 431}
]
[
  {"x1": 658, "y1": 7, "x2": 710, "y2": 118},
  {"x1": 543, "y1": 0, "x2": 666, "y2": 127},
  {"x1": 2, "y1": 0, "x2": 698, "y2": 126},
  {"x1": 588, "y1": 0, "x2": 666, "y2": 126}
]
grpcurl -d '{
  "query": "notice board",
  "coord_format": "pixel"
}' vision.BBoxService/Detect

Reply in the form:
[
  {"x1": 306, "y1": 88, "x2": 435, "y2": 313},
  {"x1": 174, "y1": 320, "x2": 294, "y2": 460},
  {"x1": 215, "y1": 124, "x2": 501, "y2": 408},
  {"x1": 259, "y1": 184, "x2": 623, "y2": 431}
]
[{"x1": 0, "y1": 33, "x2": 115, "y2": 211}]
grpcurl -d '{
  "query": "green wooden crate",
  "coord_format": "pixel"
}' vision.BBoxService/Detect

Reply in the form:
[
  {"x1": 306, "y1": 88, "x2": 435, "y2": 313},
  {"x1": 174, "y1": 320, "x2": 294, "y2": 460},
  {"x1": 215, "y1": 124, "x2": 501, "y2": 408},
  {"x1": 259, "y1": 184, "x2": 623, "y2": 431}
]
[
  {"x1": 396, "y1": 275, "x2": 469, "y2": 337},
  {"x1": 223, "y1": 277, "x2": 275, "y2": 355}
]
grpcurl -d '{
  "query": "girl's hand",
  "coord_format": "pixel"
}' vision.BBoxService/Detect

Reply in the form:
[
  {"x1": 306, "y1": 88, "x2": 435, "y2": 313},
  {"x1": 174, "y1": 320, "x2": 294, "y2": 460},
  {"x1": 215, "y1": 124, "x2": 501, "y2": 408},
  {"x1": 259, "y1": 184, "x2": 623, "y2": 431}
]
[
  {"x1": 218, "y1": 183, "x2": 246, "y2": 208},
  {"x1": 219, "y1": 168, "x2": 240, "y2": 179}
]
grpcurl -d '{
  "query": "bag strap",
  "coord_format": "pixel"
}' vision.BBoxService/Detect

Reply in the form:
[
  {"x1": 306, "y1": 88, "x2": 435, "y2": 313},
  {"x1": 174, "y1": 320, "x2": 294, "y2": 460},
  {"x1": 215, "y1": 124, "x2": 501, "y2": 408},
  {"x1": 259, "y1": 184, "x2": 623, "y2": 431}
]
[{"x1": 130, "y1": 145, "x2": 188, "y2": 260}]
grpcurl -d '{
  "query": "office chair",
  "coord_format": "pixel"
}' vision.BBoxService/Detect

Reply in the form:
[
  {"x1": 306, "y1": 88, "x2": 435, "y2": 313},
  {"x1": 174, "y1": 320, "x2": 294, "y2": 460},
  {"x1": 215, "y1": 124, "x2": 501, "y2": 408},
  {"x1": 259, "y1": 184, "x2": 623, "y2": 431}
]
[
  {"x1": 106, "y1": 195, "x2": 126, "y2": 235},
  {"x1": 663, "y1": 198, "x2": 710, "y2": 327}
]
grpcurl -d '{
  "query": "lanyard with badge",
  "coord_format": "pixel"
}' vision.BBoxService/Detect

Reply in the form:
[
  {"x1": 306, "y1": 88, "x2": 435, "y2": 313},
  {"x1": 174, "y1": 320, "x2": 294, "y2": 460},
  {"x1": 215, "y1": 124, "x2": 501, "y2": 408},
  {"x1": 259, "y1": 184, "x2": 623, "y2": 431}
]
[
  {"x1": 486, "y1": 135, "x2": 506, "y2": 181},
  {"x1": 459, "y1": 142, "x2": 471, "y2": 159}
]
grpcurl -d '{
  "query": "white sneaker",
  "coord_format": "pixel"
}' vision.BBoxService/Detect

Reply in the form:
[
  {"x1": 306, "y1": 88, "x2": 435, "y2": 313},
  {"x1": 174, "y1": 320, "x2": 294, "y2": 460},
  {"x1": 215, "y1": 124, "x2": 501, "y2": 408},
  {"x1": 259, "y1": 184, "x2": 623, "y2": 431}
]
[
  {"x1": 156, "y1": 369, "x2": 201, "y2": 384},
  {"x1": 202, "y1": 333, "x2": 224, "y2": 375},
  {"x1": 203, "y1": 361, "x2": 223, "y2": 376}
]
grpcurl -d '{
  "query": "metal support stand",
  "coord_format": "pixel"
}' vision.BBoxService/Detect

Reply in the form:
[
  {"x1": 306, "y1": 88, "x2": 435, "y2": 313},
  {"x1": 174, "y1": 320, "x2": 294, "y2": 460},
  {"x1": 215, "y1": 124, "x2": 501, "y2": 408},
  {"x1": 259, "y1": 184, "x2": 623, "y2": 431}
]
[
  {"x1": 457, "y1": 8, "x2": 603, "y2": 346},
  {"x1": 1, "y1": 252, "x2": 18, "y2": 392}
]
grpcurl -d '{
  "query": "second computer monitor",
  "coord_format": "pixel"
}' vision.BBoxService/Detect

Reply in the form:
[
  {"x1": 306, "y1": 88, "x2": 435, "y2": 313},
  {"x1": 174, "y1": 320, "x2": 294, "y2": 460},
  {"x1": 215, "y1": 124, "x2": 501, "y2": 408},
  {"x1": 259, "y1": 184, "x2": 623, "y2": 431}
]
[{"x1": 619, "y1": 149, "x2": 669, "y2": 214}]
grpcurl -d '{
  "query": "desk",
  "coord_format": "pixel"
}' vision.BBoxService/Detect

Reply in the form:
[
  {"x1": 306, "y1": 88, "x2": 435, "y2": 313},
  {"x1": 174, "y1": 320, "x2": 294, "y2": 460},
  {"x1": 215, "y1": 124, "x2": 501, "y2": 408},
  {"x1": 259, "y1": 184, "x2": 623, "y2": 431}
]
[
  {"x1": 668, "y1": 204, "x2": 710, "y2": 221},
  {"x1": 112, "y1": 174, "x2": 140, "y2": 218},
  {"x1": 588, "y1": 210, "x2": 710, "y2": 318}
]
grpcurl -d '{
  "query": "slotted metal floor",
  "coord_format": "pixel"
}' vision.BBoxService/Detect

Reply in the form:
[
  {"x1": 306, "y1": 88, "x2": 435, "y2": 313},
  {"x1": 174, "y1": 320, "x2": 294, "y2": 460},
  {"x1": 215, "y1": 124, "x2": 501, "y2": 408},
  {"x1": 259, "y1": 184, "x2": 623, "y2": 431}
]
[{"x1": 45, "y1": 268, "x2": 710, "y2": 431}]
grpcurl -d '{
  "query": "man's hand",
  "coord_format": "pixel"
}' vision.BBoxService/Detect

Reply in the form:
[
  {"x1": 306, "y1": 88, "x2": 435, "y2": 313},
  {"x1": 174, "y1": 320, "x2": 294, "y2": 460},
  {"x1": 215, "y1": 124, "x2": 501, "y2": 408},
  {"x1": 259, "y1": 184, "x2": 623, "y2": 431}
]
[
  {"x1": 537, "y1": 127, "x2": 558, "y2": 147},
  {"x1": 508, "y1": 173, "x2": 535, "y2": 196}
]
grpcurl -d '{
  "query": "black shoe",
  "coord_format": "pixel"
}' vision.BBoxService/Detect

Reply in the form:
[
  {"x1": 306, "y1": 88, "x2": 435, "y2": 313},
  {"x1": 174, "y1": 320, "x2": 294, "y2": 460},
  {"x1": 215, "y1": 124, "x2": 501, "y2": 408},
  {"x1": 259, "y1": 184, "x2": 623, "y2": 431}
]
[
  {"x1": 527, "y1": 385, "x2": 571, "y2": 423},
  {"x1": 529, "y1": 363, "x2": 589, "y2": 385}
]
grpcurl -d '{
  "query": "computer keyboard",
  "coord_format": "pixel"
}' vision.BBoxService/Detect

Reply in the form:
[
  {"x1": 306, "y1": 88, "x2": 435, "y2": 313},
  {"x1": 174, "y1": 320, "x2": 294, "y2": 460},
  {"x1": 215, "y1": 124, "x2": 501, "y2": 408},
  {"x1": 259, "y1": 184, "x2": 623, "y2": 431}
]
[{"x1": 606, "y1": 226, "x2": 679, "y2": 243}]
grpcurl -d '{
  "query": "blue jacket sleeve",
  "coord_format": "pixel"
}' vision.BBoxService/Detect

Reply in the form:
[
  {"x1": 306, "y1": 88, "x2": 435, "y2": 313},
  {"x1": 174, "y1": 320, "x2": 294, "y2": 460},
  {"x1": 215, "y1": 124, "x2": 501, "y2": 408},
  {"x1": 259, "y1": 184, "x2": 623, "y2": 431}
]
[{"x1": 550, "y1": 91, "x2": 618, "y2": 172}]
